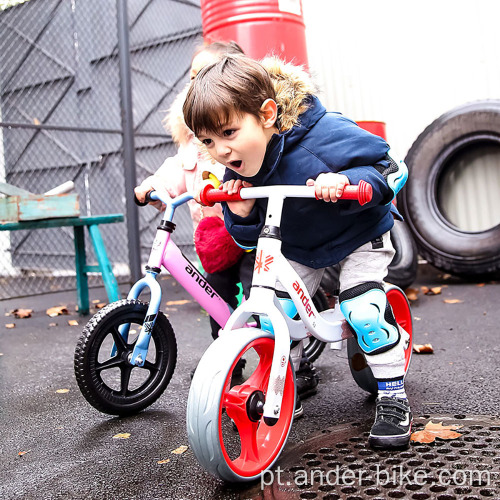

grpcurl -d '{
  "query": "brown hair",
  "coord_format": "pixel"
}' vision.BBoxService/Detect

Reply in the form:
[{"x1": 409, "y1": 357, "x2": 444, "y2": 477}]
[{"x1": 183, "y1": 55, "x2": 276, "y2": 136}]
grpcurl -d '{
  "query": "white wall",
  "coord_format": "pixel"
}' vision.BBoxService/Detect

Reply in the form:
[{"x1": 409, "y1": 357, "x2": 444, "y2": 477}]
[{"x1": 303, "y1": 0, "x2": 500, "y2": 157}]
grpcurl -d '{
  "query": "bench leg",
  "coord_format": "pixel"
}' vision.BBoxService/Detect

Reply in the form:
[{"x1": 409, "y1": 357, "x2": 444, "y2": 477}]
[
  {"x1": 73, "y1": 226, "x2": 90, "y2": 315},
  {"x1": 87, "y1": 224, "x2": 121, "y2": 304}
]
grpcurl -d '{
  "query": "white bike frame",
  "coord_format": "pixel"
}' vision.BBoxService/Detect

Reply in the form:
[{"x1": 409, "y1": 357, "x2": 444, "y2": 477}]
[{"x1": 218, "y1": 186, "x2": 347, "y2": 422}]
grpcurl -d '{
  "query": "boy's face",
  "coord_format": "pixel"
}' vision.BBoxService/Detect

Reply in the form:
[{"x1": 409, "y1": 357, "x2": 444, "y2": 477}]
[{"x1": 197, "y1": 111, "x2": 276, "y2": 178}]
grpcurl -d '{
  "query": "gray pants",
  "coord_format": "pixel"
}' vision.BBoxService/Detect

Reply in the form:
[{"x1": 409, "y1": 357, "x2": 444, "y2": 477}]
[{"x1": 279, "y1": 232, "x2": 408, "y2": 379}]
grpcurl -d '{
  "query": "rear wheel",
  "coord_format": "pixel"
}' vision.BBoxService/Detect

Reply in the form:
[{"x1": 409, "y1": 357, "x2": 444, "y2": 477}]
[
  {"x1": 187, "y1": 329, "x2": 295, "y2": 482},
  {"x1": 347, "y1": 285, "x2": 412, "y2": 394}
]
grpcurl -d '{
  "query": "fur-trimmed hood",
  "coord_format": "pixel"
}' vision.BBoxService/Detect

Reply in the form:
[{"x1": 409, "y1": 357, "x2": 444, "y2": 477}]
[
  {"x1": 260, "y1": 56, "x2": 317, "y2": 132},
  {"x1": 166, "y1": 57, "x2": 317, "y2": 144}
]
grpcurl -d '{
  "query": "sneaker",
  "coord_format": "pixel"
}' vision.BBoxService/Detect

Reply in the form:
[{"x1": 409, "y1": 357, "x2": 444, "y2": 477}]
[
  {"x1": 296, "y1": 361, "x2": 319, "y2": 399},
  {"x1": 294, "y1": 395, "x2": 304, "y2": 419},
  {"x1": 369, "y1": 396, "x2": 413, "y2": 450}
]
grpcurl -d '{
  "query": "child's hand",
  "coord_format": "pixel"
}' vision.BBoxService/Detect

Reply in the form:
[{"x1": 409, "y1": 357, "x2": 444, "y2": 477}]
[
  {"x1": 223, "y1": 179, "x2": 255, "y2": 217},
  {"x1": 134, "y1": 178, "x2": 165, "y2": 211},
  {"x1": 306, "y1": 173, "x2": 350, "y2": 202}
]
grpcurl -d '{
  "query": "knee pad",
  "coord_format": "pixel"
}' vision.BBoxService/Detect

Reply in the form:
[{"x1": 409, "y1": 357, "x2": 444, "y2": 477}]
[{"x1": 340, "y1": 282, "x2": 400, "y2": 355}]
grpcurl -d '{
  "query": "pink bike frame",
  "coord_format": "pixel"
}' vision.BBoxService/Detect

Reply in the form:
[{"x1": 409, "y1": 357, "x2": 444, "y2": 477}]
[{"x1": 124, "y1": 191, "x2": 232, "y2": 366}]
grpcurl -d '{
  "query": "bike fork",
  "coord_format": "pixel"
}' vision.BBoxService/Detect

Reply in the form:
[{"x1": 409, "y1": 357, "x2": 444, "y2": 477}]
[{"x1": 110, "y1": 270, "x2": 162, "y2": 366}]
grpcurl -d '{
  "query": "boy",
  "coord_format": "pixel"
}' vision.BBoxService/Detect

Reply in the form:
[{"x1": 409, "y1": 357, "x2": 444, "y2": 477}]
[{"x1": 183, "y1": 55, "x2": 411, "y2": 450}]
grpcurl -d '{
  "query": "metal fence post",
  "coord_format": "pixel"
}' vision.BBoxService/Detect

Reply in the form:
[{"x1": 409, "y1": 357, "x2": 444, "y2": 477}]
[{"x1": 116, "y1": 0, "x2": 141, "y2": 283}]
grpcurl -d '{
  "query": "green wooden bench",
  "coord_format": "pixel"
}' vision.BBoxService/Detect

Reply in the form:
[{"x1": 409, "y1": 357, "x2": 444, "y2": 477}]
[{"x1": 0, "y1": 214, "x2": 124, "y2": 315}]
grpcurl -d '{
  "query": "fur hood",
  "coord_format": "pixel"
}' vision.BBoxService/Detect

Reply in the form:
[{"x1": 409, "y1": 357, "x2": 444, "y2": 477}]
[
  {"x1": 166, "y1": 57, "x2": 317, "y2": 144},
  {"x1": 261, "y1": 56, "x2": 317, "y2": 132}
]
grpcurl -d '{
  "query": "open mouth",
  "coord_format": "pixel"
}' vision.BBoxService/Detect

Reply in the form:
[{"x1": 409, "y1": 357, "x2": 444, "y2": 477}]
[{"x1": 228, "y1": 160, "x2": 242, "y2": 169}]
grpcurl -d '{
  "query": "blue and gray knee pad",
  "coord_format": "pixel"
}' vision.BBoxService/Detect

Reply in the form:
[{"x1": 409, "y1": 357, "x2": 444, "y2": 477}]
[{"x1": 340, "y1": 282, "x2": 400, "y2": 355}]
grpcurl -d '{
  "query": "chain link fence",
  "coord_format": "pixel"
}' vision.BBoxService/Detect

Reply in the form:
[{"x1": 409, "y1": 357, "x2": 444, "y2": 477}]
[{"x1": 0, "y1": 0, "x2": 202, "y2": 300}]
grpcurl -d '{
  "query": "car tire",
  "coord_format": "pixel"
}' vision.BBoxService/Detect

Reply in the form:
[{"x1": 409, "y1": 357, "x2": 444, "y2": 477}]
[{"x1": 400, "y1": 100, "x2": 500, "y2": 278}]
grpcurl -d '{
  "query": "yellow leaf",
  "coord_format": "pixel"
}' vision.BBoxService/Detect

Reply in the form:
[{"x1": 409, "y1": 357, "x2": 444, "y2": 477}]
[
  {"x1": 444, "y1": 299, "x2": 463, "y2": 304},
  {"x1": 171, "y1": 445, "x2": 188, "y2": 455},
  {"x1": 46, "y1": 306, "x2": 68, "y2": 317},
  {"x1": 96, "y1": 303, "x2": 106, "y2": 309},
  {"x1": 56, "y1": 389, "x2": 70, "y2": 394},
  {"x1": 404, "y1": 288, "x2": 419, "y2": 301},
  {"x1": 476, "y1": 283, "x2": 485, "y2": 287},
  {"x1": 165, "y1": 300, "x2": 191, "y2": 306},
  {"x1": 113, "y1": 433, "x2": 131, "y2": 439},
  {"x1": 411, "y1": 421, "x2": 463, "y2": 444},
  {"x1": 11, "y1": 308, "x2": 33, "y2": 319},
  {"x1": 6, "y1": 323, "x2": 15, "y2": 329},
  {"x1": 413, "y1": 343, "x2": 434, "y2": 354},
  {"x1": 18, "y1": 450, "x2": 31, "y2": 456},
  {"x1": 68, "y1": 320, "x2": 79, "y2": 326},
  {"x1": 92, "y1": 299, "x2": 100, "y2": 304},
  {"x1": 157, "y1": 459, "x2": 171, "y2": 464}
]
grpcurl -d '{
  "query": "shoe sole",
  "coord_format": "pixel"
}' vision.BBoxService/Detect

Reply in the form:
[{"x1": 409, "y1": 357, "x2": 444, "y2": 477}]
[{"x1": 368, "y1": 432, "x2": 411, "y2": 450}]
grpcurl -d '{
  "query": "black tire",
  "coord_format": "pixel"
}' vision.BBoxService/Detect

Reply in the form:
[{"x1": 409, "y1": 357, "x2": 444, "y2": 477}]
[
  {"x1": 303, "y1": 287, "x2": 329, "y2": 363},
  {"x1": 400, "y1": 100, "x2": 500, "y2": 277},
  {"x1": 74, "y1": 299, "x2": 177, "y2": 416},
  {"x1": 386, "y1": 220, "x2": 418, "y2": 289}
]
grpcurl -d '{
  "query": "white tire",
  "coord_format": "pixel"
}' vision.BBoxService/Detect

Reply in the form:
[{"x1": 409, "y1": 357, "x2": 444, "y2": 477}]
[{"x1": 187, "y1": 328, "x2": 296, "y2": 482}]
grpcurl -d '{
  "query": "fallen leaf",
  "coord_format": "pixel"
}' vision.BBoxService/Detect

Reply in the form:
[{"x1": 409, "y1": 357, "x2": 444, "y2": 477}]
[
  {"x1": 96, "y1": 303, "x2": 106, "y2": 309},
  {"x1": 171, "y1": 445, "x2": 188, "y2": 455},
  {"x1": 157, "y1": 459, "x2": 171, "y2": 464},
  {"x1": 56, "y1": 389, "x2": 70, "y2": 394},
  {"x1": 413, "y1": 343, "x2": 434, "y2": 354},
  {"x1": 411, "y1": 421, "x2": 462, "y2": 444},
  {"x1": 405, "y1": 288, "x2": 419, "y2": 301},
  {"x1": 476, "y1": 283, "x2": 485, "y2": 287},
  {"x1": 18, "y1": 450, "x2": 31, "y2": 456},
  {"x1": 11, "y1": 308, "x2": 33, "y2": 319},
  {"x1": 444, "y1": 299, "x2": 463, "y2": 304},
  {"x1": 113, "y1": 433, "x2": 131, "y2": 439},
  {"x1": 68, "y1": 320, "x2": 79, "y2": 326},
  {"x1": 165, "y1": 300, "x2": 191, "y2": 306},
  {"x1": 6, "y1": 323, "x2": 15, "y2": 329},
  {"x1": 46, "y1": 306, "x2": 68, "y2": 317},
  {"x1": 92, "y1": 299, "x2": 101, "y2": 304},
  {"x1": 49, "y1": 323, "x2": 57, "y2": 327},
  {"x1": 421, "y1": 286, "x2": 442, "y2": 295}
]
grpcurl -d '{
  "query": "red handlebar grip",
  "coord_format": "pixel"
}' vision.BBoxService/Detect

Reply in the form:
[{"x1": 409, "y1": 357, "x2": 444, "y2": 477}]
[
  {"x1": 341, "y1": 180, "x2": 373, "y2": 205},
  {"x1": 200, "y1": 184, "x2": 243, "y2": 206}
]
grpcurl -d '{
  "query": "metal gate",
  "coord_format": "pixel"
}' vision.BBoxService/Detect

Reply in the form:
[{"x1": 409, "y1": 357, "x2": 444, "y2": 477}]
[{"x1": 0, "y1": 0, "x2": 202, "y2": 299}]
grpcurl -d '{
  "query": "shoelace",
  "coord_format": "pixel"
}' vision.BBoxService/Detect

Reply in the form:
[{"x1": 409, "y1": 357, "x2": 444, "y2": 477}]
[{"x1": 377, "y1": 397, "x2": 409, "y2": 424}]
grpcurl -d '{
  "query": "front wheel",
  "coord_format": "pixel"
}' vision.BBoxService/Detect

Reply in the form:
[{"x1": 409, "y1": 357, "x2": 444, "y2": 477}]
[
  {"x1": 187, "y1": 329, "x2": 295, "y2": 482},
  {"x1": 347, "y1": 284, "x2": 413, "y2": 394},
  {"x1": 74, "y1": 299, "x2": 177, "y2": 416}
]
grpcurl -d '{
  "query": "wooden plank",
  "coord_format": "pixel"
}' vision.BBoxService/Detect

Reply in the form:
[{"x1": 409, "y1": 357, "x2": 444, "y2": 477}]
[
  {"x1": 18, "y1": 194, "x2": 80, "y2": 221},
  {"x1": 0, "y1": 214, "x2": 124, "y2": 230},
  {"x1": 0, "y1": 182, "x2": 34, "y2": 197},
  {"x1": 0, "y1": 197, "x2": 21, "y2": 222}
]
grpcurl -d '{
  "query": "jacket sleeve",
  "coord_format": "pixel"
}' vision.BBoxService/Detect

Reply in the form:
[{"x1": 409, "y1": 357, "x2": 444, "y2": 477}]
[
  {"x1": 147, "y1": 153, "x2": 187, "y2": 198},
  {"x1": 325, "y1": 116, "x2": 407, "y2": 211},
  {"x1": 221, "y1": 169, "x2": 265, "y2": 248}
]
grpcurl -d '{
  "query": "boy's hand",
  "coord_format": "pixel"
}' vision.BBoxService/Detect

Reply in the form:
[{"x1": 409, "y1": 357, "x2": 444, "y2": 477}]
[
  {"x1": 134, "y1": 178, "x2": 164, "y2": 211},
  {"x1": 307, "y1": 173, "x2": 350, "y2": 202},
  {"x1": 223, "y1": 179, "x2": 255, "y2": 217}
]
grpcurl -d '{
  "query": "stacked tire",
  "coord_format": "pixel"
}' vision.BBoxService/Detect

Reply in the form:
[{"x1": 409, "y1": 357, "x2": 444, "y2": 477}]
[{"x1": 400, "y1": 100, "x2": 500, "y2": 278}]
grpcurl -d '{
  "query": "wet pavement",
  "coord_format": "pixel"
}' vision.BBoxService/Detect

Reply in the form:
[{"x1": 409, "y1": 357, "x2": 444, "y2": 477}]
[{"x1": 0, "y1": 264, "x2": 499, "y2": 499}]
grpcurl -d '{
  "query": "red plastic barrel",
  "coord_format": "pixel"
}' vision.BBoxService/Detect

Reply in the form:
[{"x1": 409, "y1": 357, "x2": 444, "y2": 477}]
[
  {"x1": 356, "y1": 120, "x2": 387, "y2": 140},
  {"x1": 200, "y1": 0, "x2": 309, "y2": 67}
]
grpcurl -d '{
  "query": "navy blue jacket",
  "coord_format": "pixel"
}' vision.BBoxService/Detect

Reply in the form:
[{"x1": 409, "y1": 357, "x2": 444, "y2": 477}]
[{"x1": 222, "y1": 96, "x2": 400, "y2": 269}]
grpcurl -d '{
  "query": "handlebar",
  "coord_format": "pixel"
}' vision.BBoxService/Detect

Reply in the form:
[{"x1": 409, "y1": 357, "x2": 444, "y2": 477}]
[{"x1": 200, "y1": 180, "x2": 373, "y2": 207}]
